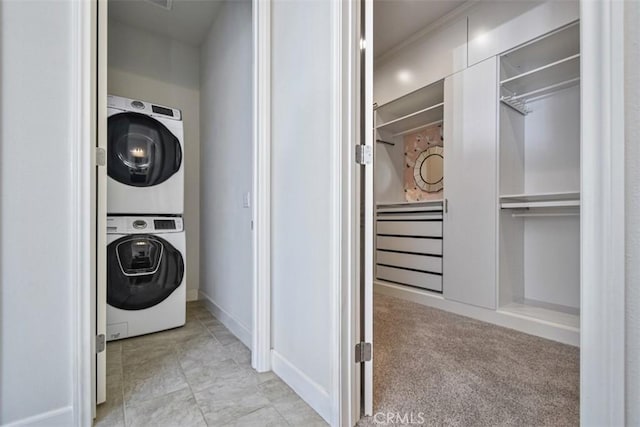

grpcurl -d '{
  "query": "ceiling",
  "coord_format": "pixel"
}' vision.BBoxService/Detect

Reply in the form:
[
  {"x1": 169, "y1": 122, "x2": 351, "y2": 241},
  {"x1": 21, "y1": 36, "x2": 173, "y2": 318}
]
[
  {"x1": 110, "y1": 0, "x2": 469, "y2": 55},
  {"x1": 108, "y1": 0, "x2": 223, "y2": 46},
  {"x1": 374, "y1": 0, "x2": 468, "y2": 59}
]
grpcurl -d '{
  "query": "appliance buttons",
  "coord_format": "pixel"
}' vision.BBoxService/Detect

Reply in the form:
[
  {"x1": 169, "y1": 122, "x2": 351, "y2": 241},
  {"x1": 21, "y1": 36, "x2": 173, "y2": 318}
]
[{"x1": 131, "y1": 100, "x2": 145, "y2": 109}]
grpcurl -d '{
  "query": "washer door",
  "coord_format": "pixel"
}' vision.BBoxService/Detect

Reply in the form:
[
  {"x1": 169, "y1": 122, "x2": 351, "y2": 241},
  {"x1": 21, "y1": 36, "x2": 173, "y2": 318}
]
[
  {"x1": 108, "y1": 112, "x2": 182, "y2": 187},
  {"x1": 107, "y1": 235, "x2": 184, "y2": 310}
]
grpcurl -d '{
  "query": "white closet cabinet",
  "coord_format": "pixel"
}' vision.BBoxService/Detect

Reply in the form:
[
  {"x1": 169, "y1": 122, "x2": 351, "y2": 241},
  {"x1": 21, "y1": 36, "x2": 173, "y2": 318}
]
[{"x1": 442, "y1": 57, "x2": 498, "y2": 309}]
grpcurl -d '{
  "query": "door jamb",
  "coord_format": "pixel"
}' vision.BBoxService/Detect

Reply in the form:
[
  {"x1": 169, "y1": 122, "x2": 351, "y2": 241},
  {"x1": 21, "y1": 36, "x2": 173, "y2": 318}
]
[
  {"x1": 251, "y1": 0, "x2": 272, "y2": 373},
  {"x1": 580, "y1": 0, "x2": 626, "y2": 424},
  {"x1": 70, "y1": 0, "x2": 95, "y2": 425}
]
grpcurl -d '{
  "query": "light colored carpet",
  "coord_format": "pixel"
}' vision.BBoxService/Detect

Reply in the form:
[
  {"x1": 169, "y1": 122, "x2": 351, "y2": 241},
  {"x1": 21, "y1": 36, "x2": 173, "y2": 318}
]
[{"x1": 358, "y1": 293, "x2": 579, "y2": 426}]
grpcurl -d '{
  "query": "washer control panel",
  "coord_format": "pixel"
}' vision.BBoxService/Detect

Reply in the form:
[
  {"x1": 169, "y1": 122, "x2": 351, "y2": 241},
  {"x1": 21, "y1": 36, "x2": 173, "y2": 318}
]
[{"x1": 107, "y1": 216, "x2": 183, "y2": 234}]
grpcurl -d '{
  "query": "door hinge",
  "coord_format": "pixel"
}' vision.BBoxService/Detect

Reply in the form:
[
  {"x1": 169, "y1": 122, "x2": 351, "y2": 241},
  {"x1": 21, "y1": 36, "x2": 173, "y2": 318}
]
[
  {"x1": 355, "y1": 342, "x2": 372, "y2": 363},
  {"x1": 96, "y1": 147, "x2": 106, "y2": 167},
  {"x1": 355, "y1": 145, "x2": 372, "y2": 165},
  {"x1": 96, "y1": 334, "x2": 106, "y2": 353}
]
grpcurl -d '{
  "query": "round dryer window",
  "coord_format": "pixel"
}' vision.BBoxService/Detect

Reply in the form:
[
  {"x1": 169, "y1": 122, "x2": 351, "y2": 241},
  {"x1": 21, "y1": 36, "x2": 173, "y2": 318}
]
[
  {"x1": 108, "y1": 112, "x2": 182, "y2": 187},
  {"x1": 107, "y1": 235, "x2": 185, "y2": 311}
]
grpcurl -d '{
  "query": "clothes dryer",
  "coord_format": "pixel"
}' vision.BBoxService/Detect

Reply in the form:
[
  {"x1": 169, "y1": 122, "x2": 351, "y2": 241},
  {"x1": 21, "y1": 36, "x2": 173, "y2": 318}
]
[{"x1": 107, "y1": 95, "x2": 184, "y2": 215}]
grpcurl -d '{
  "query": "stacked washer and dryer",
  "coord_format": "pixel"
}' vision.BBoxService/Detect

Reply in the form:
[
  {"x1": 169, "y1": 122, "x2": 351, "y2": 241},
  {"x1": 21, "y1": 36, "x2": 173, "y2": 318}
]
[{"x1": 106, "y1": 95, "x2": 186, "y2": 341}]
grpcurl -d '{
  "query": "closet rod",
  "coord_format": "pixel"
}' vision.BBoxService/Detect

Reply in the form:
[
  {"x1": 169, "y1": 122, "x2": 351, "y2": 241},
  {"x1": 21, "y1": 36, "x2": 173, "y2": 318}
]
[
  {"x1": 500, "y1": 97, "x2": 529, "y2": 115},
  {"x1": 511, "y1": 212, "x2": 579, "y2": 218},
  {"x1": 376, "y1": 139, "x2": 395, "y2": 146},
  {"x1": 511, "y1": 77, "x2": 580, "y2": 101}
]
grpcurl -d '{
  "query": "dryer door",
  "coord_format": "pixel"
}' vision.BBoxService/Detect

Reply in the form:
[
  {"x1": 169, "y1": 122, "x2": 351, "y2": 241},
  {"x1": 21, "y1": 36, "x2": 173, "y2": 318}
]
[
  {"x1": 107, "y1": 234, "x2": 184, "y2": 310},
  {"x1": 108, "y1": 112, "x2": 182, "y2": 187}
]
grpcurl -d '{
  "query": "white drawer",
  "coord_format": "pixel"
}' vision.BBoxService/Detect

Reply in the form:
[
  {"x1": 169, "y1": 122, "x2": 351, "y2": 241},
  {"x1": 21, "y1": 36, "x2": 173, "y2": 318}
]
[
  {"x1": 376, "y1": 235, "x2": 442, "y2": 255},
  {"x1": 376, "y1": 251, "x2": 442, "y2": 274},
  {"x1": 376, "y1": 265, "x2": 443, "y2": 292},
  {"x1": 377, "y1": 212, "x2": 443, "y2": 221},
  {"x1": 377, "y1": 220, "x2": 442, "y2": 237}
]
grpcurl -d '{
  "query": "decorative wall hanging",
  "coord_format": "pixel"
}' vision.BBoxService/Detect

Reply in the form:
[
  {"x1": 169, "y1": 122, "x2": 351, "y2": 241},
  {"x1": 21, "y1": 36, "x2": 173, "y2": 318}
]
[{"x1": 404, "y1": 123, "x2": 443, "y2": 202}]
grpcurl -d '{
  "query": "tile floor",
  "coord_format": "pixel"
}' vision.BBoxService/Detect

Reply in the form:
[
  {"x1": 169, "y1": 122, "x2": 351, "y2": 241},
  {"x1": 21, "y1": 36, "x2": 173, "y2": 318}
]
[{"x1": 95, "y1": 301, "x2": 327, "y2": 427}]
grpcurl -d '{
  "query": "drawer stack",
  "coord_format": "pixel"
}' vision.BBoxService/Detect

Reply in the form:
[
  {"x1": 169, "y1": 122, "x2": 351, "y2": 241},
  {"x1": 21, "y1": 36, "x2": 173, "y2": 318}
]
[{"x1": 375, "y1": 202, "x2": 443, "y2": 292}]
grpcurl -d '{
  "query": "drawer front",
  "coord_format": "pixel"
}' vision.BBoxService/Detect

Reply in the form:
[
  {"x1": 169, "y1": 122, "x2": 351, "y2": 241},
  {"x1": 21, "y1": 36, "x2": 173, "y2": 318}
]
[
  {"x1": 377, "y1": 212, "x2": 443, "y2": 221},
  {"x1": 376, "y1": 265, "x2": 443, "y2": 292},
  {"x1": 377, "y1": 220, "x2": 442, "y2": 237},
  {"x1": 376, "y1": 251, "x2": 442, "y2": 274},
  {"x1": 376, "y1": 235, "x2": 442, "y2": 255}
]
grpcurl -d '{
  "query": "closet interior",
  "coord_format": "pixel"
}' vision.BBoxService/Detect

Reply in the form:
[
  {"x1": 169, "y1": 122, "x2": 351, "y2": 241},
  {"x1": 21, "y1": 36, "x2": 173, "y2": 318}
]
[
  {"x1": 498, "y1": 22, "x2": 581, "y2": 328},
  {"x1": 373, "y1": 0, "x2": 581, "y2": 349}
]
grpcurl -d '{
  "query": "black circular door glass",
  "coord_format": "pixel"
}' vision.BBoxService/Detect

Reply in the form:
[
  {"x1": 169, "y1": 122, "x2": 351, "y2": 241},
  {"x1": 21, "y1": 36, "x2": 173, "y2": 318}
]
[
  {"x1": 107, "y1": 235, "x2": 184, "y2": 310},
  {"x1": 108, "y1": 112, "x2": 182, "y2": 187}
]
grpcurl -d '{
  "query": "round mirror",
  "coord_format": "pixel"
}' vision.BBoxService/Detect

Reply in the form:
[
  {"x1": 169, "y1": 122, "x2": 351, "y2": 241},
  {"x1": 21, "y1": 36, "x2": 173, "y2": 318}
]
[{"x1": 413, "y1": 146, "x2": 443, "y2": 192}]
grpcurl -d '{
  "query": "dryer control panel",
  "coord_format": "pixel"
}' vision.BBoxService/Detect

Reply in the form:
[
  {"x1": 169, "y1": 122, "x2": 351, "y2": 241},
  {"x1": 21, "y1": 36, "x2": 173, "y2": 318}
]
[{"x1": 107, "y1": 216, "x2": 184, "y2": 234}]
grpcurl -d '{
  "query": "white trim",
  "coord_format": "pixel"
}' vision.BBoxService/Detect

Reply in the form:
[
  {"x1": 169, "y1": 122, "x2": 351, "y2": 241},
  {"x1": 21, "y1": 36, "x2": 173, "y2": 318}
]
[
  {"x1": 186, "y1": 289, "x2": 199, "y2": 302},
  {"x1": 271, "y1": 350, "x2": 332, "y2": 424},
  {"x1": 361, "y1": 0, "x2": 375, "y2": 417},
  {"x1": 198, "y1": 290, "x2": 252, "y2": 348},
  {"x1": 339, "y1": 1, "x2": 359, "y2": 426},
  {"x1": 4, "y1": 406, "x2": 74, "y2": 427},
  {"x1": 580, "y1": 0, "x2": 626, "y2": 424},
  {"x1": 375, "y1": 281, "x2": 580, "y2": 346},
  {"x1": 251, "y1": 0, "x2": 271, "y2": 374},
  {"x1": 330, "y1": 1, "x2": 345, "y2": 426},
  {"x1": 70, "y1": 0, "x2": 93, "y2": 425}
]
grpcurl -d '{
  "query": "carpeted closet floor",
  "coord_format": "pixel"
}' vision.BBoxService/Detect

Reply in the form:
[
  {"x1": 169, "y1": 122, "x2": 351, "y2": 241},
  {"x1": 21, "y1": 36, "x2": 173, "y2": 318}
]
[{"x1": 358, "y1": 293, "x2": 579, "y2": 427}]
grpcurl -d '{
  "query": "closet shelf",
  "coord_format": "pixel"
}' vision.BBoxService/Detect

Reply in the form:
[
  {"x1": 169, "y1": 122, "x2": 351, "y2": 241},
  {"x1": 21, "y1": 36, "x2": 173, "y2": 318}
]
[
  {"x1": 376, "y1": 103, "x2": 444, "y2": 135},
  {"x1": 500, "y1": 22, "x2": 580, "y2": 80},
  {"x1": 377, "y1": 200, "x2": 443, "y2": 213},
  {"x1": 500, "y1": 191, "x2": 580, "y2": 209},
  {"x1": 375, "y1": 80, "x2": 444, "y2": 124},
  {"x1": 500, "y1": 54, "x2": 580, "y2": 100}
]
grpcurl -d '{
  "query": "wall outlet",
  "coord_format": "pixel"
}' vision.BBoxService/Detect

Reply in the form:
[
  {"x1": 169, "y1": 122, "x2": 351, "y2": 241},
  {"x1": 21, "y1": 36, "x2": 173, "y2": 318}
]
[{"x1": 243, "y1": 192, "x2": 251, "y2": 208}]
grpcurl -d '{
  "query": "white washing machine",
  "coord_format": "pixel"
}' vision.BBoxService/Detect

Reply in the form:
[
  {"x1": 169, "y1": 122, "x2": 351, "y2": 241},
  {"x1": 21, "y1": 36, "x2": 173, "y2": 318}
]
[
  {"x1": 107, "y1": 95, "x2": 184, "y2": 215},
  {"x1": 106, "y1": 215, "x2": 186, "y2": 341}
]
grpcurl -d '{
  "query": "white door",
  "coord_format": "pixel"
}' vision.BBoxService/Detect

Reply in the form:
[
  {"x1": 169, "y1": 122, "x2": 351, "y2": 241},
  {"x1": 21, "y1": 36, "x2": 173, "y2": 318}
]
[
  {"x1": 443, "y1": 57, "x2": 498, "y2": 310},
  {"x1": 93, "y1": 0, "x2": 108, "y2": 410},
  {"x1": 361, "y1": 0, "x2": 375, "y2": 417}
]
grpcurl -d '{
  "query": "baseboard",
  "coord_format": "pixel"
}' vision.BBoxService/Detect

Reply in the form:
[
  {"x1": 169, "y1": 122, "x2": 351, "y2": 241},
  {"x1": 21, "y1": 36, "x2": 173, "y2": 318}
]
[
  {"x1": 375, "y1": 281, "x2": 580, "y2": 346},
  {"x1": 198, "y1": 290, "x2": 251, "y2": 348},
  {"x1": 4, "y1": 406, "x2": 73, "y2": 427},
  {"x1": 271, "y1": 350, "x2": 332, "y2": 424},
  {"x1": 186, "y1": 288, "x2": 199, "y2": 302}
]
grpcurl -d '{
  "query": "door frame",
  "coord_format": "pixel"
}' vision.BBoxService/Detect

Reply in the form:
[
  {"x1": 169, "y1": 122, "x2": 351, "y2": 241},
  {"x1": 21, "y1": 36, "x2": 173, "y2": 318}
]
[
  {"x1": 580, "y1": 0, "x2": 626, "y2": 423},
  {"x1": 341, "y1": 0, "x2": 628, "y2": 425},
  {"x1": 251, "y1": 0, "x2": 272, "y2": 373},
  {"x1": 70, "y1": 0, "x2": 96, "y2": 425},
  {"x1": 71, "y1": 0, "x2": 272, "y2": 423}
]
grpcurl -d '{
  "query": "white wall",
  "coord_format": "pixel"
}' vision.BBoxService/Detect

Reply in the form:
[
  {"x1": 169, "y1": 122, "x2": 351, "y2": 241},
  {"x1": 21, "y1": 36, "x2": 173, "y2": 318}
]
[
  {"x1": 107, "y1": 20, "x2": 201, "y2": 300},
  {"x1": 375, "y1": 141, "x2": 405, "y2": 204},
  {"x1": 0, "y1": 1, "x2": 75, "y2": 424},
  {"x1": 199, "y1": 0, "x2": 253, "y2": 345},
  {"x1": 625, "y1": 0, "x2": 640, "y2": 422},
  {"x1": 271, "y1": 0, "x2": 336, "y2": 422}
]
